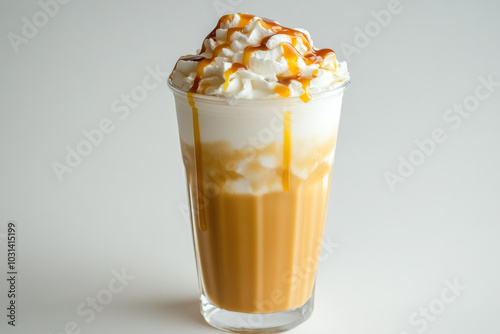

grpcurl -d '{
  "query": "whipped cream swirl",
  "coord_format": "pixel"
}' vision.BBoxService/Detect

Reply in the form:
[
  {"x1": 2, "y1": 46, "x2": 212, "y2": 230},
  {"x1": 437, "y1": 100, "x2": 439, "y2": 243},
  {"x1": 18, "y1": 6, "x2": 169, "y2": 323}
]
[{"x1": 170, "y1": 13, "x2": 349, "y2": 100}]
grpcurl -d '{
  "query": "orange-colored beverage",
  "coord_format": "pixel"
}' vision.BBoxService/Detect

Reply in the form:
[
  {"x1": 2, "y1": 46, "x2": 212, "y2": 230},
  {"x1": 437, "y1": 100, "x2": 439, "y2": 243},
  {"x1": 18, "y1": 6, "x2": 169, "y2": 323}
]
[{"x1": 182, "y1": 135, "x2": 336, "y2": 313}]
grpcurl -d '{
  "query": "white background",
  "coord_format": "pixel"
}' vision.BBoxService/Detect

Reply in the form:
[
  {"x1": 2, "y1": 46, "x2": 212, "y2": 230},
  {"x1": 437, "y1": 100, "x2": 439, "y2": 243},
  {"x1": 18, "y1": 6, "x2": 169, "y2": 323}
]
[{"x1": 1, "y1": 0, "x2": 499, "y2": 333}]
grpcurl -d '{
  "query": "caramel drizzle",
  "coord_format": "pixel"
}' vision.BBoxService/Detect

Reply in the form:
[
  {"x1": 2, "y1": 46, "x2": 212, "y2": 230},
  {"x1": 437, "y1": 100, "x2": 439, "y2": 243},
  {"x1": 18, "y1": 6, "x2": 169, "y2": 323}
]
[
  {"x1": 187, "y1": 92, "x2": 207, "y2": 231},
  {"x1": 178, "y1": 13, "x2": 336, "y2": 98},
  {"x1": 282, "y1": 111, "x2": 292, "y2": 192},
  {"x1": 224, "y1": 63, "x2": 246, "y2": 90},
  {"x1": 171, "y1": 14, "x2": 336, "y2": 222}
]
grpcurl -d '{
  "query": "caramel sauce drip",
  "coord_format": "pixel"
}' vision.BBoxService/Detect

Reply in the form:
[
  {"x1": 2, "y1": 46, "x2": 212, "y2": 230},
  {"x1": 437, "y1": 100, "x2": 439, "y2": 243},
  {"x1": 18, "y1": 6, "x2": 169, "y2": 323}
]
[
  {"x1": 274, "y1": 83, "x2": 291, "y2": 98},
  {"x1": 282, "y1": 111, "x2": 292, "y2": 192},
  {"x1": 241, "y1": 42, "x2": 268, "y2": 67},
  {"x1": 297, "y1": 77, "x2": 314, "y2": 103},
  {"x1": 187, "y1": 92, "x2": 207, "y2": 231},
  {"x1": 224, "y1": 63, "x2": 246, "y2": 90},
  {"x1": 199, "y1": 14, "x2": 255, "y2": 54}
]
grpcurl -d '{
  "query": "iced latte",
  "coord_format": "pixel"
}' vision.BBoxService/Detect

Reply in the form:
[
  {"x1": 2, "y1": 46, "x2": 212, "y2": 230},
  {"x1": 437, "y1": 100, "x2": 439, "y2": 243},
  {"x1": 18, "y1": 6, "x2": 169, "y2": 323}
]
[{"x1": 168, "y1": 13, "x2": 349, "y2": 332}]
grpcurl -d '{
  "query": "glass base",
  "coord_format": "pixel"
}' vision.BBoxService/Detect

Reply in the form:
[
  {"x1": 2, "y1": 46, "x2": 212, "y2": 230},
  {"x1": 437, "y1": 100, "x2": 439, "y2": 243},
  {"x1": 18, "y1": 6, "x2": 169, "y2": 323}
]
[{"x1": 200, "y1": 293, "x2": 314, "y2": 333}]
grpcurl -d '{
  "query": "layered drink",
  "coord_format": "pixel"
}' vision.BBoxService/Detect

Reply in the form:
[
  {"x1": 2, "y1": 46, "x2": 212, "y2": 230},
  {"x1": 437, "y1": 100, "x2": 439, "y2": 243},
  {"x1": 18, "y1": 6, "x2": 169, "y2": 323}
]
[{"x1": 168, "y1": 13, "x2": 349, "y2": 332}]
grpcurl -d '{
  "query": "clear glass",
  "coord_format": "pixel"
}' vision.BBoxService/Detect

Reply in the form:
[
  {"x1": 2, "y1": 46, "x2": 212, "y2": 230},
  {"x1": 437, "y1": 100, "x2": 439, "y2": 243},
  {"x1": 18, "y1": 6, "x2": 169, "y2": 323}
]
[{"x1": 169, "y1": 80, "x2": 349, "y2": 333}]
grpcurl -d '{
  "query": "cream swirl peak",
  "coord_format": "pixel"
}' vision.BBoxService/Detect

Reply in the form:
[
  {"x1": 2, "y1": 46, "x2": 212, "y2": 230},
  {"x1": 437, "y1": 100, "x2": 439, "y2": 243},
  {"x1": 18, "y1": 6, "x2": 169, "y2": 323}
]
[{"x1": 170, "y1": 13, "x2": 349, "y2": 101}]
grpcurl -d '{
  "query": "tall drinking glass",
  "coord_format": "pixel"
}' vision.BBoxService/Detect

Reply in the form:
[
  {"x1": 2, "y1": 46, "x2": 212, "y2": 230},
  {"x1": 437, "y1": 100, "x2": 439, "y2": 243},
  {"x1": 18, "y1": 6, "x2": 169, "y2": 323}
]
[{"x1": 169, "y1": 79, "x2": 349, "y2": 333}]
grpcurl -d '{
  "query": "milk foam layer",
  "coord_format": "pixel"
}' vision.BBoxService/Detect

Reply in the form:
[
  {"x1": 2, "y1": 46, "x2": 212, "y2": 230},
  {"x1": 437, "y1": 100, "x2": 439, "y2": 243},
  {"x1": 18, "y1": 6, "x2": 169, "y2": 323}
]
[
  {"x1": 170, "y1": 13, "x2": 349, "y2": 100},
  {"x1": 173, "y1": 91, "x2": 344, "y2": 194}
]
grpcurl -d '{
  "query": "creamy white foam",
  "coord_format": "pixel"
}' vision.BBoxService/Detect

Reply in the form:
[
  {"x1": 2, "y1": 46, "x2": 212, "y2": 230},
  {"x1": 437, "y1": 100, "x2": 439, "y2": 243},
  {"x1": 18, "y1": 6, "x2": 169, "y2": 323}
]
[{"x1": 173, "y1": 90, "x2": 344, "y2": 194}]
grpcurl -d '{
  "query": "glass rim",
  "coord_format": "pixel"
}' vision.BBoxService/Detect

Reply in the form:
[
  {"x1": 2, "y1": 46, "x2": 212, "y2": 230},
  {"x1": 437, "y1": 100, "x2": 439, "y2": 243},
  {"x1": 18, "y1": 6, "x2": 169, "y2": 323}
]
[{"x1": 167, "y1": 77, "x2": 350, "y2": 105}]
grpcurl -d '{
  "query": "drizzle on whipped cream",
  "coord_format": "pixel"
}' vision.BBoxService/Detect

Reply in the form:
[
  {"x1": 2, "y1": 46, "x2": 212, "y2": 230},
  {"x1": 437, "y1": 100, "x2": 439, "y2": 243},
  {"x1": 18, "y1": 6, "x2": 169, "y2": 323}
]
[{"x1": 170, "y1": 13, "x2": 349, "y2": 101}]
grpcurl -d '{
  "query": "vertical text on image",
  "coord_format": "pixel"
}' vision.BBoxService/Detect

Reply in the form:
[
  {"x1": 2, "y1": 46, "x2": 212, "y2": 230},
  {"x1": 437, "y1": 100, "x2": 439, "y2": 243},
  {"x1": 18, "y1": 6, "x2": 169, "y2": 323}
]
[{"x1": 5, "y1": 221, "x2": 18, "y2": 326}]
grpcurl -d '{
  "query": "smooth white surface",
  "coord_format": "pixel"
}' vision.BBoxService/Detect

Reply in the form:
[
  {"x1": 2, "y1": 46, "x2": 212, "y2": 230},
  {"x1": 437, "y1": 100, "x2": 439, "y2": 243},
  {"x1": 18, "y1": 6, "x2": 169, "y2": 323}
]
[{"x1": 0, "y1": 1, "x2": 499, "y2": 334}]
